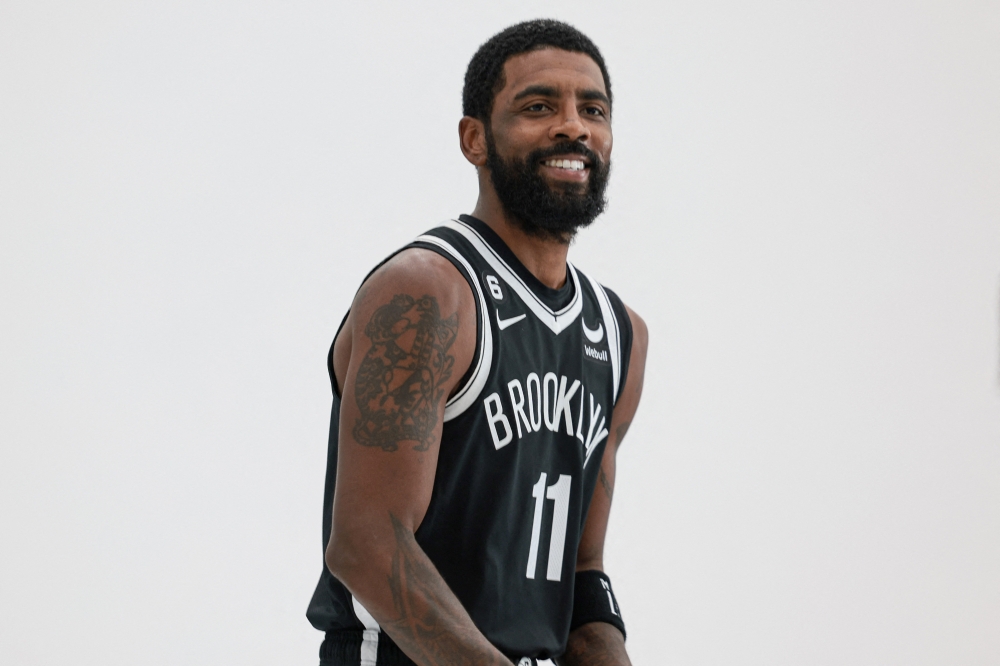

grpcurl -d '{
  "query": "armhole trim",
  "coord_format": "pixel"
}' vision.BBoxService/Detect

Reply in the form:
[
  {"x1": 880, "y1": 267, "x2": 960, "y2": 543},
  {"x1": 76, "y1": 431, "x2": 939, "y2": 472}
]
[
  {"x1": 584, "y1": 272, "x2": 622, "y2": 403},
  {"x1": 328, "y1": 310, "x2": 351, "y2": 400},
  {"x1": 414, "y1": 234, "x2": 494, "y2": 421}
]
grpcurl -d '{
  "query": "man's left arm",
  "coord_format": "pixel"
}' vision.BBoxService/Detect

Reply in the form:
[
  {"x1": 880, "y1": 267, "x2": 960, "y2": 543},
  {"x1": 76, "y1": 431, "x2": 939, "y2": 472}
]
[{"x1": 559, "y1": 304, "x2": 647, "y2": 666}]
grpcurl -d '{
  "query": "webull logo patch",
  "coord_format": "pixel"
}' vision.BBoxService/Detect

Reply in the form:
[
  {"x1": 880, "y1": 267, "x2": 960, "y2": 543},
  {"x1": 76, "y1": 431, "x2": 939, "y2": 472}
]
[{"x1": 584, "y1": 344, "x2": 608, "y2": 363}]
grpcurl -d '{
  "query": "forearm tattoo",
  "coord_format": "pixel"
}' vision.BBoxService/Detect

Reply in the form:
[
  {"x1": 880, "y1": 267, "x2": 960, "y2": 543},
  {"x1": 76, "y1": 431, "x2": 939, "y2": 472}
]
[
  {"x1": 614, "y1": 422, "x2": 630, "y2": 448},
  {"x1": 560, "y1": 622, "x2": 631, "y2": 666},
  {"x1": 598, "y1": 422, "x2": 630, "y2": 501},
  {"x1": 599, "y1": 467, "x2": 614, "y2": 501},
  {"x1": 385, "y1": 514, "x2": 509, "y2": 666},
  {"x1": 353, "y1": 294, "x2": 458, "y2": 452}
]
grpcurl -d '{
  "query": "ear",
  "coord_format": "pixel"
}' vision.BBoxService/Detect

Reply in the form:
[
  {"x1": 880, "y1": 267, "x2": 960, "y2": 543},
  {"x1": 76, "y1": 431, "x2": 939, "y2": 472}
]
[{"x1": 458, "y1": 116, "x2": 488, "y2": 167}]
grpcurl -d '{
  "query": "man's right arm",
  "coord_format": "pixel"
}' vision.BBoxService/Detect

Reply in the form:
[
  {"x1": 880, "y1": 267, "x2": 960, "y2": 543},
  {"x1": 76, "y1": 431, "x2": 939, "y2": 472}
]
[
  {"x1": 325, "y1": 248, "x2": 511, "y2": 666},
  {"x1": 558, "y1": 304, "x2": 647, "y2": 666}
]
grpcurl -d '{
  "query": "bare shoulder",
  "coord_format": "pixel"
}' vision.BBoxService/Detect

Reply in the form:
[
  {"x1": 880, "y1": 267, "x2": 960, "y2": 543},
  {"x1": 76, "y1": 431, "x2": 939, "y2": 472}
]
[
  {"x1": 332, "y1": 247, "x2": 478, "y2": 404},
  {"x1": 624, "y1": 303, "x2": 648, "y2": 369},
  {"x1": 355, "y1": 247, "x2": 472, "y2": 313},
  {"x1": 611, "y1": 302, "x2": 647, "y2": 443}
]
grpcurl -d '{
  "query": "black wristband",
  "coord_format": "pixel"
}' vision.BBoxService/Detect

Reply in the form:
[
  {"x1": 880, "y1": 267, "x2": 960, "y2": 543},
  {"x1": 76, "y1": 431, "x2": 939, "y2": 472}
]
[{"x1": 570, "y1": 570, "x2": 626, "y2": 640}]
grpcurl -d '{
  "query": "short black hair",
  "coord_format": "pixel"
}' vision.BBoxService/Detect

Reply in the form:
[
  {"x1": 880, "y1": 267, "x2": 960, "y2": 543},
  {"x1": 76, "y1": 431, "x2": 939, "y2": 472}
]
[{"x1": 462, "y1": 19, "x2": 612, "y2": 122}]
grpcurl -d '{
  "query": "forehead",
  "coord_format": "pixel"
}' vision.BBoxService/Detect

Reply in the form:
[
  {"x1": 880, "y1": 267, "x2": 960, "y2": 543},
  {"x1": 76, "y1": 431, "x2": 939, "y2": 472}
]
[{"x1": 496, "y1": 48, "x2": 606, "y2": 103}]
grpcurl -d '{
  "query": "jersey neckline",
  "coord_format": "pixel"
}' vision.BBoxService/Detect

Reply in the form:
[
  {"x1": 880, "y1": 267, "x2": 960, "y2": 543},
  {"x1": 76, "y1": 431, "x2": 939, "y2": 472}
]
[{"x1": 457, "y1": 215, "x2": 576, "y2": 312}]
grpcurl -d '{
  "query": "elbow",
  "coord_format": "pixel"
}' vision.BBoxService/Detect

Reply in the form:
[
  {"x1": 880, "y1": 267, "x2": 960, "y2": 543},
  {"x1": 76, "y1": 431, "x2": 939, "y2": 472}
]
[
  {"x1": 325, "y1": 519, "x2": 383, "y2": 588},
  {"x1": 324, "y1": 540, "x2": 342, "y2": 579},
  {"x1": 326, "y1": 508, "x2": 416, "y2": 589},
  {"x1": 325, "y1": 530, "x2": 359, "y2": 583}
]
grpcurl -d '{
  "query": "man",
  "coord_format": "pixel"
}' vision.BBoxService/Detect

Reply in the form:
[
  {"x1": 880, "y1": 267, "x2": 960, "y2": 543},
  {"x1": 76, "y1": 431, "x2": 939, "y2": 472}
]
[{"x1": 307, "y1": 19, "x2": 647, "y2": 666}]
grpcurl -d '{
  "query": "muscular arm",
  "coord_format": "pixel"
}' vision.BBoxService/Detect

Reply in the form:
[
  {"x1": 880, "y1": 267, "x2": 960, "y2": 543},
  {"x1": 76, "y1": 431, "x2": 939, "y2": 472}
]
[
  {"x1": 325, "y1": 249, "x2": 511, "y2": 666},
  {"x1": 560, "y1": 305, "x2": 648, "y2": 666}
]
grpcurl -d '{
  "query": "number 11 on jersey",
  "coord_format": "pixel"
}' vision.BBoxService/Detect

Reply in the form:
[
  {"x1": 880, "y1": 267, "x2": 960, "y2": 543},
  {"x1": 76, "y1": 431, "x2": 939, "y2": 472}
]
[{"x1": 526, "y1": 472, "x2": 572, "y2": 582}]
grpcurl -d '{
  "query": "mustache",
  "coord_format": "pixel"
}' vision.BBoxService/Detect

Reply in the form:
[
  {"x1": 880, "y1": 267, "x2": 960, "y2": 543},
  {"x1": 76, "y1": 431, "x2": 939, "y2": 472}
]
[{"x1": 528, "y1": 141, "x2": 603, "y2": 168}]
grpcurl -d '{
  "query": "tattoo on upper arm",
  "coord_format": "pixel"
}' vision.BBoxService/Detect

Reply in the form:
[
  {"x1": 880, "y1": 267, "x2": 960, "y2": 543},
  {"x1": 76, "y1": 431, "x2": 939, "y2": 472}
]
[{"x1": 353, "y1": 294, "x2": 459, "y2": 452}]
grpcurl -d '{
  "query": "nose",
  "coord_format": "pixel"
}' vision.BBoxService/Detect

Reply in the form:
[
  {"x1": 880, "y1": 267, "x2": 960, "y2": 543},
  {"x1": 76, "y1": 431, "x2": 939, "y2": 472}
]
[{"x1": 549, "y1": 105, "x2": 590, "y2": 144}]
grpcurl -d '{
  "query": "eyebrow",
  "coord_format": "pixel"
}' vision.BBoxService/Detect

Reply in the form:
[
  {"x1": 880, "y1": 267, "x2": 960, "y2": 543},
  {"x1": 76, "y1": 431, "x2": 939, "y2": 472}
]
[
  {"x1": 579, "y1": 89, "x2": 611, "y2": 105},
  {"x1": 512, "y1": 84, "x2": 559, "y2": 101},
  {"x1": 511, "y1": 85, "x2": 611, "y2": 107}
]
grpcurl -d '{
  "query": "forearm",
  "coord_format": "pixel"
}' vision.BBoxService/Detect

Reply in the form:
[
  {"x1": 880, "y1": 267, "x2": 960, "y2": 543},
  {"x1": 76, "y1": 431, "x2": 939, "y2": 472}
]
[
  {"x1": 332, "y1": 513, "x2": 511, "y2": 666},
  {"x1": 558, "y1": 622, "x2": 631, "y2": 666}
]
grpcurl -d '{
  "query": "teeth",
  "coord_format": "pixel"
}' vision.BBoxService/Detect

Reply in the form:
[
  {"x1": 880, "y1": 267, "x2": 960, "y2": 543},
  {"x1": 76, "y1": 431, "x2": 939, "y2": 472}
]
[{"x1": 545, "y1": 159, "x2": 586, "y2": 171}]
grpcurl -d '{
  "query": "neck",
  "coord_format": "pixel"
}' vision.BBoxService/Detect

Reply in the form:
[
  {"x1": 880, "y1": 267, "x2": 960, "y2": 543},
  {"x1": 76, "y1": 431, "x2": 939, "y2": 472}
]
[{"x1": 470, "y1": 180, "x2": 571, "y2": 290}]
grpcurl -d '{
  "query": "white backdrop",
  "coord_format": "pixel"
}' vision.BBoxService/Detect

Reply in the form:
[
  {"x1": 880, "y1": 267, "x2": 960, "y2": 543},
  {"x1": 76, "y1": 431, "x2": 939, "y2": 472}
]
[{"x1": 2, "y1": 1, "x2": 998, "y2": 664}]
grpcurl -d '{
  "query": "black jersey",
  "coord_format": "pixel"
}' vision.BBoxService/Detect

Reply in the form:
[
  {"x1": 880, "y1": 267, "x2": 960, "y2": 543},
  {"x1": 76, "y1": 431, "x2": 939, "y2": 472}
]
[{"x1": 307, "y1": 215, "x2": 633, "y2": 665}]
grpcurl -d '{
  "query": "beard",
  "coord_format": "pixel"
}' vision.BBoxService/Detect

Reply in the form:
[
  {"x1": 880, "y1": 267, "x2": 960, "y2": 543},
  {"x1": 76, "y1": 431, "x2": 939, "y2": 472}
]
[{"x1": 485, "y1": 129, "x2": 610, "y2": 242}]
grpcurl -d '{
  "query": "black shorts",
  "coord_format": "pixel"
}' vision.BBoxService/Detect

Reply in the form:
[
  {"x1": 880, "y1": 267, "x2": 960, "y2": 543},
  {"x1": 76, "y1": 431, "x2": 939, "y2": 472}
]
[
  {"x1": 317, "y1": 630, "x2": 554, "y2": 666},
  {"x1": 319, "y1": 630, "x2": 414, "y2": 666}
]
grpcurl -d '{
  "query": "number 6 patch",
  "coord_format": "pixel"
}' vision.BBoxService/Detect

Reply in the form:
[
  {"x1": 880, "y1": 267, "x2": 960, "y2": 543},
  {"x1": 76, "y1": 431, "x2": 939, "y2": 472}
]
[{"x1": 484, "y1": 273, "x2": 504, "y2": 300}]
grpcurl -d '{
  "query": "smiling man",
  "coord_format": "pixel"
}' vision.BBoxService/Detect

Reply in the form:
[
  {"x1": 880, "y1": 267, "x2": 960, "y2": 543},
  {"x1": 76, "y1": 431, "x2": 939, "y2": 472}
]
[{"x1": 306, "y1": 19, "x2": 647, "y2": 666}]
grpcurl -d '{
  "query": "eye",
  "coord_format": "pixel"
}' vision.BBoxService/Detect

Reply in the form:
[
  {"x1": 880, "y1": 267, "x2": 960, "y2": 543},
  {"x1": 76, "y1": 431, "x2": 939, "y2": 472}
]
[
  {"x1": 525, "y1": 102, "x2": 550, "y2": 112},
  {"x1": 583, "y1": 105, "x2": 606, "y2": 117}
]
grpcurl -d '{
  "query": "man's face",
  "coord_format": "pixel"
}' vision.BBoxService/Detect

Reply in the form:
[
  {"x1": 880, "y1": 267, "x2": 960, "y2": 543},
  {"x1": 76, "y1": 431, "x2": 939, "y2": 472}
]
[{"x1": 485, "y1": 48, "x2": 613, "y2": 240}]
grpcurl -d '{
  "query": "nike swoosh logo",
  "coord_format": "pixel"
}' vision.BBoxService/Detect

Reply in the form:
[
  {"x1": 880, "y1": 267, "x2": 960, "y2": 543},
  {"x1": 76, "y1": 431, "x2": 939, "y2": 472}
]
[
  {"x1": 582, "y1": 318, "x2": 604, "y2": 343},
  {"x1": 496, "y1": 312, "x2": 527, "y2": 331}
]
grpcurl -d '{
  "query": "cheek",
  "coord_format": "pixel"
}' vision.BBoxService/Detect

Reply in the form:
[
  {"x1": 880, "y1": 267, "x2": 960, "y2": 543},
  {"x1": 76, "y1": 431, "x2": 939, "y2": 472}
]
[
  {"x1": 500, "y1": 125, "x2": 547, "y2": 155},
  {"x1": 492, "y1": 115, "x2": 548, "y2": 151},
  {"x1": 595, "y1": 130, "x2": 613, "y2": 160}
]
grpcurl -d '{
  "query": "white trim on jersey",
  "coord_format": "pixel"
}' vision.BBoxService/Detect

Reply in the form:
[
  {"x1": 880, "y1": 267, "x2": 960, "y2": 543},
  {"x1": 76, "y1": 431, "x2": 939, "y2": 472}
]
[
  {"x1": 412, "y1": 233, "x2": 494, "y2": 422},
  {"x1": 584, "y1": 273, "x2": 622, "y2": 402},
  {"x1": 351, "y1": 596, "x2": 380, "y2": 666},
  {"x1": 445, "y1": 219, "x2": 584, "y2": 335}
]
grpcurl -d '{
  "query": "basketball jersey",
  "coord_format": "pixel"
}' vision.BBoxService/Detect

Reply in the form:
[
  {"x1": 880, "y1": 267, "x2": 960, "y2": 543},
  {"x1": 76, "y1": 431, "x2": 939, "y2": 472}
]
[{"x1": 307, "y1": 215, "x2": 633, "y2": 664}]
